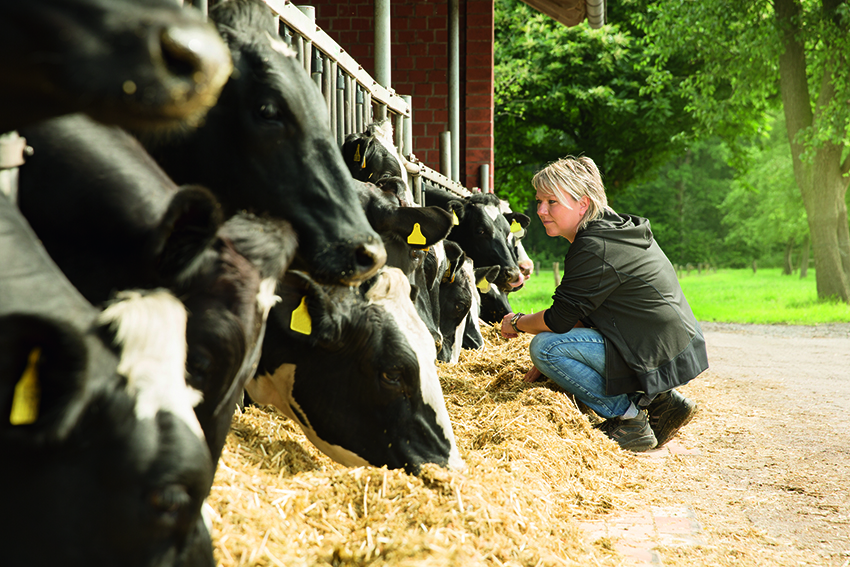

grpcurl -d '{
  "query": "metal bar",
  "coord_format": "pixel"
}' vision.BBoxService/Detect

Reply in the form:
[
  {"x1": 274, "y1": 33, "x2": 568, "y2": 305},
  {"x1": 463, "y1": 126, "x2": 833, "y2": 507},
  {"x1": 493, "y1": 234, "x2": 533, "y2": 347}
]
[
  {"x1": 323, "y1": 56, "x2": 333, "y2": 124},
  {"x1": 449, "y1": 0, "x2": 460, "y2": 182},
  {"x1": 344, "y1": 74, "x2": 353, "y2": 137},
  {"x1": 479, "y1": 164, "x2": 490, "y2": 193},
  {"x1": 297, "y1": 5, "x2": 315, "y2": 75},
  {"x1": 355, "y1": 87, "x2": 364, "y2": 133},
  {"x1": 374, "y1": 0, "x2": 391, "y2": 88},
  {"x1": 365, "y1": 92, "x2": 373, "y2": 125},
  {"x1": 336, "y1": 66, "x2": 345, "y2": 146},
  {"x1": 419, "y1": 163, "x2": 470, "y2": 197},
  {"x1": 412, "y1": 174, "x2": 423, "y2": 206},
  {"x1": 440, "y1": 131, "x2": 452, "y2": 179},
  {"x1": 312, "y1": 50, "x2": 323, "y2": 90},
  {"x1": 295, "y1": 35, "x2": 304, "y2": 68},
  {"x1": 394, "y1": 113, "x2": 404, "y2": 155},
  {"x1": 262, "y1": 0, "x2": 409, "y2": 117},
  {"x1": 402, "y1": 95, "x2": 413, "y2": 158}
]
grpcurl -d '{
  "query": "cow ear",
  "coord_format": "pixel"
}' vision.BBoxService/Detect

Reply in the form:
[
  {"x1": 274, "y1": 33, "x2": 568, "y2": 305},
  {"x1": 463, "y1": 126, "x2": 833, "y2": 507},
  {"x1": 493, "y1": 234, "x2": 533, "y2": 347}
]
[
  {"x1": 505, "y1": 212, "x2": 530, "y2": 239},
  {"x1": 156, "y1": 185, "x2": 224, "y2": 279},
  {"x1": 446, "y1": 200, "x2": 465, "y2": 225},
  {"x1": 395, "y1": 206, "x2": 453, "y2": 248},
  {"x1": 276, "y1": 271, "x2": 344, "y2": 346},
  {"x1": 474, "y1": 265, "x2": 501, "y2": 284},
  {"x1": 443, "y1": 241, "x2": 466, "y2": 278},
  {"x1": 0, "y1": 314, "x2": 88, "y2": 435}
]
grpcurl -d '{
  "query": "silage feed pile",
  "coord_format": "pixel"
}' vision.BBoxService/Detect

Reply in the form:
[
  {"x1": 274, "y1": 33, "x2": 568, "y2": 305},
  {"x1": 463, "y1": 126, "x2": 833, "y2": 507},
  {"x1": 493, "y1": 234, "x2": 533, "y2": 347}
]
[{"x1": 207, "y1": 325, "x2": 651, "y2": 566}]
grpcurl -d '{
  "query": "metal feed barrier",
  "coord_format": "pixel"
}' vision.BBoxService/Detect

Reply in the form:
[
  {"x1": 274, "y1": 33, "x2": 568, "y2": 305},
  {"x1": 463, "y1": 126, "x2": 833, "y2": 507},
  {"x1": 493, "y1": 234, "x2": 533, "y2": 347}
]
[{"x1": 187, "y1": 0, "x2": 472, "y2": 204}]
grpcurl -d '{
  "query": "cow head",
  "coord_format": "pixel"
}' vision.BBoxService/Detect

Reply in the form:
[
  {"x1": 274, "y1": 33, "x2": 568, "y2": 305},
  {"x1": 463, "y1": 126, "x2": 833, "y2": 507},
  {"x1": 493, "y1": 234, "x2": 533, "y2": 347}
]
[
  {"x1": 342, "y1": 120, "x2": 416, "y2": 206},
  {"x1": 436, "y1": 242, "x2": 473, "y2": 363},
  {"x1": 1, "y1": 293, "x2": 215, "y2": 567},
  {"x1": 246, "y1": 268, "x2": 464, "y2": 475},
  {"x1": 180, "y1": 213, "x2": 295, "y2": 463},
  {"x1": 141, "y1": 0, "x2": 386, "y2": 287},
  {"x1": 0, "y1": 0, "x2": 232, "y2": 133},
  {"x1": 353, "y1": 180, "x2": 452, "y2": 276},
  {"x1": 462, "y1": 264, "x2": 500, "y2": 351}
]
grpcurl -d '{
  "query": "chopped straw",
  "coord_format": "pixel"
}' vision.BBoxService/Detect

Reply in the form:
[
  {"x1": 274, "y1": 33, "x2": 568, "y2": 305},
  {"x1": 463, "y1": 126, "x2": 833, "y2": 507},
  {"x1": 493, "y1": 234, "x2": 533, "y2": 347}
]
[{"x1": 207, "y1": 324, "x2": 651, "y2": 566}]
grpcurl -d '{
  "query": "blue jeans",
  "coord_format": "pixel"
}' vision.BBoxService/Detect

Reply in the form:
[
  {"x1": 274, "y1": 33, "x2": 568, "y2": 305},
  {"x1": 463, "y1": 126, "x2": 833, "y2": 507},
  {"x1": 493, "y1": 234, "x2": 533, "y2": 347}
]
[{"x1": 529, "y1": 328, "x2": 637, "y2": 419}]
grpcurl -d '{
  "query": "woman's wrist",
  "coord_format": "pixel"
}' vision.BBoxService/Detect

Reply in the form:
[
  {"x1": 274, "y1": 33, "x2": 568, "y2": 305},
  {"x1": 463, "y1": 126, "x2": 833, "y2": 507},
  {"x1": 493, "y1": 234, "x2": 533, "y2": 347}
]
[{"x1": 510, "y1": 312, "x2": 525, "y2": 334}]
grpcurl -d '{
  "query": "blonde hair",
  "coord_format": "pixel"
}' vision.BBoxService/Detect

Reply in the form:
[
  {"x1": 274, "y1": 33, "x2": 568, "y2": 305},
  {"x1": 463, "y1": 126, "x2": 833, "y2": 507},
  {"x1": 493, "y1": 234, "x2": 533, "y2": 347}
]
[{"x1": 531, "y1": 156, "x2": 609, "y2": 231}]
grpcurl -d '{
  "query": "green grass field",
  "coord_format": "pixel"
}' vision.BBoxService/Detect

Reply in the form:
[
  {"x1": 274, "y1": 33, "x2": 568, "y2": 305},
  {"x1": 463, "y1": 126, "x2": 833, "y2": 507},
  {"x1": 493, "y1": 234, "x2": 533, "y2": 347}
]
[{"x1": 506, "y1": 267, "x2": 850, "y2": 325}]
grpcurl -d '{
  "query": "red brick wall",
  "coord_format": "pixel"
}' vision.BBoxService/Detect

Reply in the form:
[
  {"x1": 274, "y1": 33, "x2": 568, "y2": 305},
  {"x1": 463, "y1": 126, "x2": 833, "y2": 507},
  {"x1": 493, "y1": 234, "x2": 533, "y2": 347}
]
[{"x1": 309, "y1": 0, "x2": 494, "y2": 191}]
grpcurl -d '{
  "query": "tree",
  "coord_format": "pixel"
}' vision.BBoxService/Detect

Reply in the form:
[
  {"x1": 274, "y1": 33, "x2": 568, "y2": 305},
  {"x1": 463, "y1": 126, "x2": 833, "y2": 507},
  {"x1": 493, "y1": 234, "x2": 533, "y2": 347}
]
[
  {"x1": 721, "y1": 113, "x2": 809, "y2": 270},
  {"x1": 640, "y1": 0, "x2": 850, "y2": 302},
  {"x1": 493, "y1": 0, "x2": 699, "y2": 213}
]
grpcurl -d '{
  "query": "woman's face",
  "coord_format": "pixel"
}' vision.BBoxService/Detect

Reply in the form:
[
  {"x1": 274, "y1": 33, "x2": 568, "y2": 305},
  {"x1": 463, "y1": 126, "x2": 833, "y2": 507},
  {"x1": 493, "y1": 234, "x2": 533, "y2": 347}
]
[{"x1": 535, "y1": 188, "x2": 588, "y2": 243}]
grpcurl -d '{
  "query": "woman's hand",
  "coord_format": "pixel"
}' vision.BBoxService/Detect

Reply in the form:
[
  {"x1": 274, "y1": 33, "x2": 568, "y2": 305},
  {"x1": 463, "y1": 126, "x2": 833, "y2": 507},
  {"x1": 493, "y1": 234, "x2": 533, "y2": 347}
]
[
  {"x1": 523, "y1": 365, "x2": 543, "y2": 382},
  {"x1": 500, "y1": 313, "x2": 518, "y2": 339}
]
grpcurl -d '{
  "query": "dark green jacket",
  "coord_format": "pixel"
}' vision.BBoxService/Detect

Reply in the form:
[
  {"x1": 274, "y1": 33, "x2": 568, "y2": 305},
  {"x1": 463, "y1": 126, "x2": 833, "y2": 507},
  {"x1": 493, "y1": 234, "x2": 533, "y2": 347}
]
[{"x1": 542, "y1": 210, "x2": 708, "y2": 396}]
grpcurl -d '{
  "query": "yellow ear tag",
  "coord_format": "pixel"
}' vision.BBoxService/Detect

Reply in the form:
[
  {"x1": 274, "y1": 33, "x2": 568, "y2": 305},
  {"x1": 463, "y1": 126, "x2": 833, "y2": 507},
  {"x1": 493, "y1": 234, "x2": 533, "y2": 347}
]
[
  {"x1": 407, "y1": 223, "x2": 427, "y2": 246},
  {"x1": 452, "y1": 211, "x2": 459, "y2": 226},
  {"x1": 353, "y1": 143, "x2": 361, "y2": 163},
  {"x1": 477, "y1": 279, "x2": 490, "y2": 293},
  {"x1": 290, "y1": 296, "x2": 312, "y2": 335},
  {"x1": 510, "y1": 220, "x2": 522, "y2": 233},
  {"x1": 10, "y1": 347, "x2": 41, "y2": 426}
]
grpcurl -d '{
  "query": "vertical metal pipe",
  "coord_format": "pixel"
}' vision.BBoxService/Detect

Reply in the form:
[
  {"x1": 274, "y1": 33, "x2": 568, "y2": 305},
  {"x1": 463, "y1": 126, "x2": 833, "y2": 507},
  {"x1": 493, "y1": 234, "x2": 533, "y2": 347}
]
[
  {"x1": 401, "y1": 95, "x2": 413, "y2": 158},
  {"x1": 356, "y1": 87, "x2": 364, "y2": 132},
  {"x1": 336, "y1": 67, "x2": 345, "y2": 146},
  {"x1": 394, "y1": 113, "x2": 404, "y2": 154},
  {"x1": 312, "y1": 51, "x2": 323, "y2": 90},
  {"x1": 374, "y1": 0, "x2": 391, "y2": 89},
  {"x1": 297, "y1": 6, "x2": 315, "y2": 75},
  {"x1": 480, "y1": 164, "x2": 490, "y2": 193},
  {"x1": 440, "y1": 131, "x2": 452, "y2": 178},
  {"x1": 449, "y1": 0, "x2": 461, "y2": 182},
  {"x1": 365, "y1": 92, "x2": 373, "y2": 125},
  {"x1": 344, "y1": 75, "x2": 353, "y2": 138},
  {"x1": 323, "y1": 56, "x2": 333, "y2": 123},
  {"x1": 295, "y1": 36, "x2": 305, "y2": 69},
  {"x1": 413, "y1": 174, "x2": 423, "y2": 207}
]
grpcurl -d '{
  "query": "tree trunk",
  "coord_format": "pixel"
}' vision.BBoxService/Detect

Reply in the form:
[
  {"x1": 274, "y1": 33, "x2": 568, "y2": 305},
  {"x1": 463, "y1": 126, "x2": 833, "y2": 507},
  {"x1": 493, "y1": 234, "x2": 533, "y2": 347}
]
[
  {"x1": 775, "y1": 0, "x2": 850, "y2": 302},
  {"x1": 783, "y1": 237, "x2": 794, "y2": 275},
  {"x1": 799, "y1": 233, "x2": 810, "y2": 278}
]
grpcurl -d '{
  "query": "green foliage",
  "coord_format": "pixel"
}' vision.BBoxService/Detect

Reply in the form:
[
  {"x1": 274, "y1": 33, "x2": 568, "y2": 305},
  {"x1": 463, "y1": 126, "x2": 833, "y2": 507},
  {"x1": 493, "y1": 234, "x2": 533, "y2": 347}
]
[
  {"x1": 721, "y1": 113, "x2": 808, "y2": 267},
  {"x1": 493, "y1": 0, "x2": 699, "y2": 213},
  {"x1": 507, "y1": 268, "x2": 850, "y2": 324},
  {"x1": 609, "y1": 138, "x2": 733, "y2": 266}
]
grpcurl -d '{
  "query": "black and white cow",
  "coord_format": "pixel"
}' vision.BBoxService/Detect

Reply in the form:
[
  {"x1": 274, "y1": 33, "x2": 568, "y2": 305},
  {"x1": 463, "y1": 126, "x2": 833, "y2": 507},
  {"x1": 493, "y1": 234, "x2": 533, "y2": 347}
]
[
  {"x1": 246, "y1": 267, "x2": 465, "y2": 474},
  {"x1": 423, "y1": 185, "x2": 531, "y2": 292},
  {"x1": 138, "y1": 0, "x2": 386, "y2": 287},
  {"x1": 0, "y1": 0, "x2": 232, "y2": 134},
  {"x1": 462, "y1": 264, "x2": 500, "y2": 351},
  {"x1": 0, "y1": 195, "x2": 215, "y2": 567},
  {"x1": 17, "y1": 114, "x2": 296, "y2": 463},
  {"x1": 437, "y1": 248, "x2": 475, "y2": 364},
  {"x1": 341, "y1": 120, "x2": 416, "y2": 205}
]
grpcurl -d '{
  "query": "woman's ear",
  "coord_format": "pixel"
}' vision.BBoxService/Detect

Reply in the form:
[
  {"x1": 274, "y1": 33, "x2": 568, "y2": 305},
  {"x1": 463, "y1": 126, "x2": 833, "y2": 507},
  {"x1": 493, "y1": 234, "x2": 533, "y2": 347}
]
[{"x1": 578, "y1": 196, "x2": 591, "y2": 215}]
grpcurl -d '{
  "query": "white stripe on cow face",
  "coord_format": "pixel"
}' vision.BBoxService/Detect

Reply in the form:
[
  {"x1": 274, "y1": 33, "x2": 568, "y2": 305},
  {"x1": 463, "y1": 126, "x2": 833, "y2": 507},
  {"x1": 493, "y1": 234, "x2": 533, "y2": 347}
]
[
  {"x1": 246, "y1": 363, "x2": 371, "y2": 468},
  {"x1": 366, "y1": 267, "x2": 465, "y2": 470},
  {"x1": 98, "y1": 290, "x2": 204, "y2": 440},
  {"x1": 484, "y1": 204, "x2": 500, "y2": 222},
  {"x1": 257, "y1": 277, "x2": 281, "y2": 320}
]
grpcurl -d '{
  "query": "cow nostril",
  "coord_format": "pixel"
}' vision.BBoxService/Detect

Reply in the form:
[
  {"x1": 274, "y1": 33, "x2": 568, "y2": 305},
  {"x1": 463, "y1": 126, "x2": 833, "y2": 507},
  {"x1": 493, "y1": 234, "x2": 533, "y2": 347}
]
[
  {"x1": 354, "y1": 240, "x2": 387, "y2": 271},
  {"x1": 157, "y1": 24, "x2": 232, "y2": 98}
]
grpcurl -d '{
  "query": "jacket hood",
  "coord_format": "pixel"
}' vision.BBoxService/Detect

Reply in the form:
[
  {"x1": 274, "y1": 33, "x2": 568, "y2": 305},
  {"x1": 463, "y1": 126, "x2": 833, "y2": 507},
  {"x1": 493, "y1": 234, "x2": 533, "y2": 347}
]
[{"x1": 579, "y1": 209, "x2": 653, "y2": 250}]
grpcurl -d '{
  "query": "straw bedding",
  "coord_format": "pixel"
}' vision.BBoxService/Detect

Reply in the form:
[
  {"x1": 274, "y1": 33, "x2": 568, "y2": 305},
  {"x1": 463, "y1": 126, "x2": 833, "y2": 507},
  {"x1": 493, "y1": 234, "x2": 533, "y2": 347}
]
[{"x1": 207, "y1": 325, "x2": 652, "y2": 566}]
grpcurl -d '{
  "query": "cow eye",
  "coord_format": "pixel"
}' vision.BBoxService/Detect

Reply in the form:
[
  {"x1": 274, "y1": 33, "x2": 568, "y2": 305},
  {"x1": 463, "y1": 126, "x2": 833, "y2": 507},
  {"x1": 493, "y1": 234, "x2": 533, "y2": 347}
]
[
  {"x1": 380, "y1": 369, "x2": 403, "y2": 390},
  {"x1": 186, "y1": 352, "x2": 213, "y2": 389},
  {"x1": 150, "y1": 484, "x2": 191, "y2": 526},
  {"x1": 258, "y1": 102, "x2": 282, "y2": 122}
]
